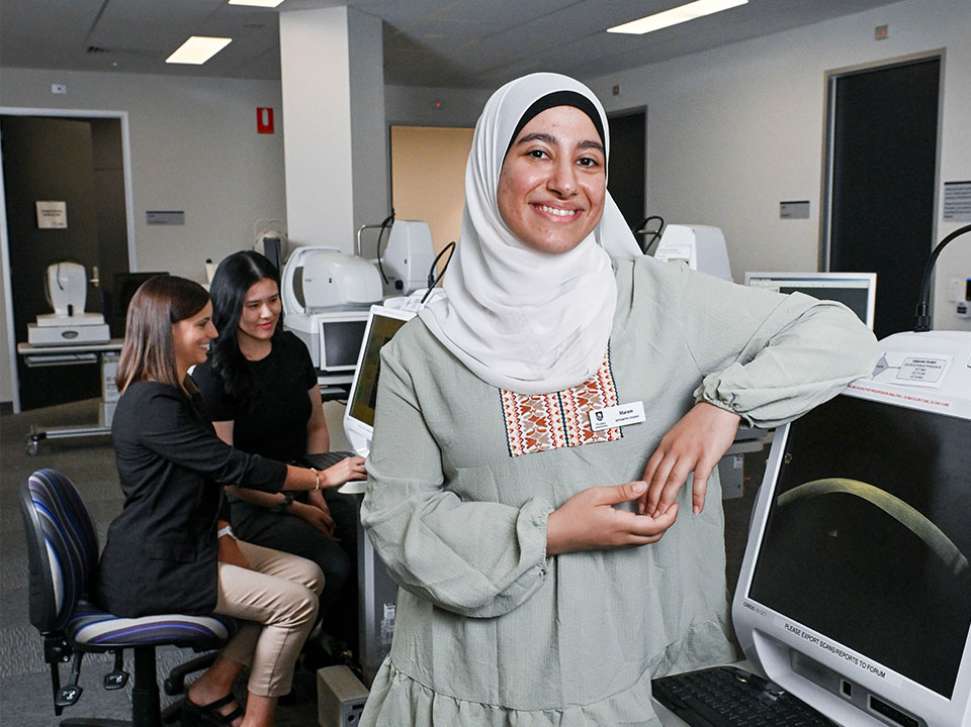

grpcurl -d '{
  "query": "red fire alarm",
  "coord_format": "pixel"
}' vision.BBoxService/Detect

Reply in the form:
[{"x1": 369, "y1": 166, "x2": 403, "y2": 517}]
[{"x1": 257, "y1": 107, "x2": 274, "y2": 134}]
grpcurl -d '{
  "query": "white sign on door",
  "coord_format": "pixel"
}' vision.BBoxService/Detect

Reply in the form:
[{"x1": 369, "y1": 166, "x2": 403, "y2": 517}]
[{"x1": 36, "y1": 200, "x2": 68, "y2": 229}]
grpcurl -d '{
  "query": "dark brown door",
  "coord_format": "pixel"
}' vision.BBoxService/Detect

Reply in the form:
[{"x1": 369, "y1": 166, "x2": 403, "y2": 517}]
[{"x1": 1, "y1": 116, "x2": 123, "y2": 409}]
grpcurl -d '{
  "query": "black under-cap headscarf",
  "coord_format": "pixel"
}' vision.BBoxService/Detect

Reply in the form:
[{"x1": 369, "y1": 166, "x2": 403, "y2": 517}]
[{"x1": 506, "y1": 90, "x2": 606, "y2": 153}]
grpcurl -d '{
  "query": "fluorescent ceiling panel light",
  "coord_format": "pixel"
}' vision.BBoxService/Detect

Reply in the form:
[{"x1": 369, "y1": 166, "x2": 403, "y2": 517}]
[
  {"x1": 228, "y1": 0, "x2": 286, "y2": 7},
  {"x1": 166, "y1": 36, "x2": 233, "y2": 65},
  {"x1": 607, "y1": 0, "x2": 748, "y2": 35}
]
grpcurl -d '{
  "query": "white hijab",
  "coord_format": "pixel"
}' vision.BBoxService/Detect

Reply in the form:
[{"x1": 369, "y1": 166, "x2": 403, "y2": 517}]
[{"x1": 419, "y1": 73, "x2": 640, "y2": 394}]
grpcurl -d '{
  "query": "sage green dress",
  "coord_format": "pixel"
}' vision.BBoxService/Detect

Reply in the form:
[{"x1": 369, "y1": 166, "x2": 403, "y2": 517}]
[{"x1": 359, "y1": 256, "x2": 879, "y2": 726}]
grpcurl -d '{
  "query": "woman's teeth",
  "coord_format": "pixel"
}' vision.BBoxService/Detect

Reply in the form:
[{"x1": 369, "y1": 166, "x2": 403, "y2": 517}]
[{"x1": 537, "y1": 204, "x2": 577, "y2": 217}]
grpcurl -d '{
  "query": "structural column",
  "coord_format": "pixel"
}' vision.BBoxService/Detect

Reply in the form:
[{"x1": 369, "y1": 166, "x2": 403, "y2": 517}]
[{"x1": 279, "y1": 6, "x2": 387, "y2": 253}]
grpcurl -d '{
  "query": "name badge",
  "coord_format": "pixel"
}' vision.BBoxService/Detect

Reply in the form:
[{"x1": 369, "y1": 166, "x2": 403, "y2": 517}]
[{"x1": 589, "y1": 401, "x2": 646, "y2": 432}]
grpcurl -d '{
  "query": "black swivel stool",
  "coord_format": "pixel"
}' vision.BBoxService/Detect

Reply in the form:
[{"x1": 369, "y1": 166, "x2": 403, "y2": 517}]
[{"x1": 19, "y1": 468, "x2": 234, "y2": 727}]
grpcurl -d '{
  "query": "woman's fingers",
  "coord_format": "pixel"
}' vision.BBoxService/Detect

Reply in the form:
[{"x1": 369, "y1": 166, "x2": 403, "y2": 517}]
[
  {"x1": 691, "y1": 461, "x2": 714, "y2": 514},
  {"x1": 620, "y1": 502, "x2": 679, "y2": 540},
  {"x1": 645, "y1": 451, "x2": 677, "y2": 515}
]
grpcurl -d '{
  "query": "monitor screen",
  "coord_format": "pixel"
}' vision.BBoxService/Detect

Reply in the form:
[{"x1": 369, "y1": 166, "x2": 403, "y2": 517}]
[
  {"x1": 748, "y1": 394, "x2": 971, "y2": 698},
  {"x1": 322, "y1": 320, "x2": 367, "y2": 369},
  {"x1": 746, "y1": 273, "x2": 875, "y2": 329},
  {"x1": 348, "y1": 314, "x2": 409, "y2": 427}
]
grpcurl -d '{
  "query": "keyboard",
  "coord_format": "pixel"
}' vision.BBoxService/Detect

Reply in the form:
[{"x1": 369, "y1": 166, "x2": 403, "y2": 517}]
[{"x1": 652, "y1": 666, "x2": 837, "y2": 727}]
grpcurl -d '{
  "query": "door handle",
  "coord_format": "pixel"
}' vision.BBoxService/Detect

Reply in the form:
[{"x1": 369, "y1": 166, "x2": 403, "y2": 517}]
[{"x1": 90, "y1": 265, "x2": 100, "y2": 288}]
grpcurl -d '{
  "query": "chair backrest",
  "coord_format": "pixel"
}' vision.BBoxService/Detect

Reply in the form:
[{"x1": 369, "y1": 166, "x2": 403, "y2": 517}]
[{"x1": 19, "y1": 469, "x2": 100, "y2": 633}]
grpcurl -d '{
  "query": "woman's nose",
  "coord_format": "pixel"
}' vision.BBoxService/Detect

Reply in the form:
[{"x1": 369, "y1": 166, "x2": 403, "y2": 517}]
[
  {"x1": 207, "y1": 322, "x2": 218, "y2": 338},
  {"x1": 547, "y1": 159, "x2": 577, "y2": 197}
]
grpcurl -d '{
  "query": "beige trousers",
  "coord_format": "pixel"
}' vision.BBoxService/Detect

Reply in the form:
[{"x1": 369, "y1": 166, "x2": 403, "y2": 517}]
[{"x1": 214, "y1": 540, "x2": 324, "y2": 697}]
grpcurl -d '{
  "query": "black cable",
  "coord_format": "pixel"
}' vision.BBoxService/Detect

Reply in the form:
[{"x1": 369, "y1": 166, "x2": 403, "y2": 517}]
[
  {"x1": 636, "y1": 215, "x2": 665, "y2": 255},
  {"x1": 421, "y1": 241, "x2": 457, "y2": 305},
  {"x1": 375, "y1": 210, "x2": 395, "y2": 285},
  {"x1": 913, "y1": 222, "x2": 971, "y2": 332}
]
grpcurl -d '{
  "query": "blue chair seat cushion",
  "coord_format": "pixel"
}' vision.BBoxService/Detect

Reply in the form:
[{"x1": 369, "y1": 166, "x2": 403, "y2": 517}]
[{"x1": 68, "y1": 600, "x2": 235, "y2": 649}]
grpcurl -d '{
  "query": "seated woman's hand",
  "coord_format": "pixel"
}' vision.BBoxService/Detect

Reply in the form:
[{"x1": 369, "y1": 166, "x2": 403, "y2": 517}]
[
  {"x1": 547, "y1": 482, "x2": 679, "y2": 556},
  {"x1": 639, "y1": 402, "x2": 741, "y2": 518},
  {"x1": 299, "y1": 491, "x2": 336, "y2": 537},
  {"x1": 217, "y1": 533, "x2": 251, "y2": 569},
  {"x1": 321, "y1": 455, "x2": 367, "y2": 487}
]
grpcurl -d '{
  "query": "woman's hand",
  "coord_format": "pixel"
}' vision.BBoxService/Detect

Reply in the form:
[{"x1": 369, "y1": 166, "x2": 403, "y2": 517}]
[
  {"x1": 546, "y1": 482, "x2": 679, "y2": 556},
  {"x1": 321, "y1": 456, "x2": 367, "y2": 487},
  {"x1": 639, "y1": 402, "x2": 741, "y2": 518},
  {"x1": 217, "y1": 533, "x2": 250, "y2": 569},
  {"x1": 292, "y1": 499, "x2": 336, "y2": 537}
]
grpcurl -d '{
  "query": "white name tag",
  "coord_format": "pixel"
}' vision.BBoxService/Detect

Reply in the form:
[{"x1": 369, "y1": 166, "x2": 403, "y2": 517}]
[{"x1": 589, "y1": 401, "x2": 646, "y2": 431}]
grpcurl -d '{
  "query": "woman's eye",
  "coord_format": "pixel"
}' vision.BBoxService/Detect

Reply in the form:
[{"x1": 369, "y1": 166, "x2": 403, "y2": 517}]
[
  {"x1": 528, "y1": 149, "x2": 548, "y2": 159},
  {"x1": 577, "y1": 156, "x2": 600, "y2": 168}
]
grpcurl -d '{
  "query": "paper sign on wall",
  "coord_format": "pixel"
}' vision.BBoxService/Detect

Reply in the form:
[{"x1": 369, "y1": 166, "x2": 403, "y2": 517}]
[{"x1": 36, "y1": 201, "x2": 67, "y2": 229}]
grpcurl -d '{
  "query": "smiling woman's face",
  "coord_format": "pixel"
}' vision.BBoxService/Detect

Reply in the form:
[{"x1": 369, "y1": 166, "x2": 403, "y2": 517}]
[{"x1": 497, "y1": 105, "x2": 606, "y2": 255}]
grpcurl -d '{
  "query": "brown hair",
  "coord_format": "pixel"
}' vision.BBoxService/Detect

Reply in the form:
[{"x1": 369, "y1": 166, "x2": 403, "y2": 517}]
[{"x1": 116, "y1": 275, "x2": 211, "y2": 392}]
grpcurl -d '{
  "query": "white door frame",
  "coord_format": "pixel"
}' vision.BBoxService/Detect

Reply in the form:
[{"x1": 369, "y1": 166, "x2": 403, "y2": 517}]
[{"x1": 0, "y1": 106, "x2": 137, "y2": 413}]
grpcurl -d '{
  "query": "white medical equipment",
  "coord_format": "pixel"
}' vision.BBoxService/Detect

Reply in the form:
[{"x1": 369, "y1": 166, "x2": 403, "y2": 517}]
[
  {"x1": 27, "y1": 262, "x2": 110, "y2": 346},
  {"x1": 382, "y1": 220, "x2": 435, "y2": 295},
  {"x1": 733, "y1": 328, "x2": 971, "y2": 726},
  {"x1": 746, "y1": 271, "x2": 878, "y2": 329},
  {"x1": 281, "y1": 246, "x2": 383, "y2": 383},
  {"x1": 653, "y1": 224, "x2": 732, "y2": 281}
]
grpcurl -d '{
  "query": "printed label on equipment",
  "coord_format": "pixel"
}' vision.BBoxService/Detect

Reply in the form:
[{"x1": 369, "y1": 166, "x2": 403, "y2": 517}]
[
  {"x1": 868, "y1": 352, "x2": 952, "y2": 389},
  {"x1": 590, "y1": 401, "x2": 646, "y2": 431}
]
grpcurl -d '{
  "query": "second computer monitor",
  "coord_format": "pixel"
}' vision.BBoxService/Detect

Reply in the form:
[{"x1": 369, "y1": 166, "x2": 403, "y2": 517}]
[
  {"x1": 343, "y1": 305, "x2": 415, "y2": 455},
  {"x1": 745, "y1": 272, "x2": 877, "y2": 329}
]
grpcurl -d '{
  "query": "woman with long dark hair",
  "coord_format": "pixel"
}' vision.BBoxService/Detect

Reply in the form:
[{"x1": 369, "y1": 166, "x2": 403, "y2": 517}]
[
  {"x1": 95, "y1": 275, "x2": 346, "y2": 727},
  {"x1": 192, "y1": 251, "x2": 365, "y2": 659}
]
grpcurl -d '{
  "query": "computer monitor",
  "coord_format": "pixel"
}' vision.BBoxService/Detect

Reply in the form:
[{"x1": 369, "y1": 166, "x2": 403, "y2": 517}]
[
  {"x1": 315, "y1": 310, "x2": 369, "y2": 374},
  {"x1": 343, "y1": 305, "x2": 415, "y2": 456},
  {"x1": 733, "y1": 330, "x2": 971, "y2": 726},
  {"x1": 745, "y1": 272, "x2": 877, "y2": 329}
]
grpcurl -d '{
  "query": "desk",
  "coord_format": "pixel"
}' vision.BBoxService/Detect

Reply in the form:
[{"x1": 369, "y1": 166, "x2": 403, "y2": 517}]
[{"x1": 16, "y1": 339, "x2": 123, "y2": 455}]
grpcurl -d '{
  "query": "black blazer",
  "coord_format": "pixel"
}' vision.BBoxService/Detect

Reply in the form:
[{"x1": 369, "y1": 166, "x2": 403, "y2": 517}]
[{"x1": 94, "y1": 381, "x2": 287, "y2": 617}]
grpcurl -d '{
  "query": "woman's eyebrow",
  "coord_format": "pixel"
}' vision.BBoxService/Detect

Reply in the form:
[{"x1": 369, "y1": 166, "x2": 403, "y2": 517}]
[
  {"x1": 578, "y1": 140, "x2": 605, "y2": 153},
  {"x1": 516, "y1": 132, "x2": 556, "y2": 146}
]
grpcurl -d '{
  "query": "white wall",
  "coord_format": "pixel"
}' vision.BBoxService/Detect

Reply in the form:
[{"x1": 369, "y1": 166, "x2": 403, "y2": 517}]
[
  {"x1": 585, "y1": 0, "x2": 971, "y2": 331},
  {"x1": 385, "y1": 84, "x2": 490, "y2": 127},
  {"x1": 0, "y1": 66, "x2": 287, "y2": 405},
  {"x1": 0, "y1": 66, "x2": 287, "y2": 274}
]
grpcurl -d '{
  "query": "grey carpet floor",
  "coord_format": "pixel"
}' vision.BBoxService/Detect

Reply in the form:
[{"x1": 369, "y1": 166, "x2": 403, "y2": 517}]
[{"x1": 0, "y1": 399, "x2": 764, "y2": 727}]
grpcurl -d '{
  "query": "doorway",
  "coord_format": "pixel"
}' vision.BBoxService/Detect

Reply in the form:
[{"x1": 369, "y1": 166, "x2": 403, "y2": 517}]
[
  {"x1": 0, "y1": 110, "x2": 136, "y2": 411},
  {"x1": 607, "y1": 109, "x2": 646, "y2": 234},
  {"x1": 824, "y1": 56, "x2": 942, "y2": 339},
  {"x1": 388, "y1": 124, "x2": 474, "y2": 256}
]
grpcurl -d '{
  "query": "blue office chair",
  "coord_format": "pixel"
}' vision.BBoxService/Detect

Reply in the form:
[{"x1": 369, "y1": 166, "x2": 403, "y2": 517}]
[{"x1": 20, "y1": 468, "x2": 234, "y2": 727}]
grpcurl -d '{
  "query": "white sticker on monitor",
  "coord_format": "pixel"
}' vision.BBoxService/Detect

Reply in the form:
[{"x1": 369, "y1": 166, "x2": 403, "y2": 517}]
[{"x1": 869, "y1": 352, "x2": 952, "y2": 389}]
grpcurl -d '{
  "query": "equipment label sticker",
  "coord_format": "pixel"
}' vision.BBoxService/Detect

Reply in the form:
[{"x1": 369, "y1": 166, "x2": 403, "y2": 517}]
[{"x1": 868, "y1": 352, "x2": 952, "y2": 389}]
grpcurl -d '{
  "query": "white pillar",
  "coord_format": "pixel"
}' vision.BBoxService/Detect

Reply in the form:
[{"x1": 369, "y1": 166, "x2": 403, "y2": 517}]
[{"x1": 279, "y1": 6, "x2": 387, "y2": 254}]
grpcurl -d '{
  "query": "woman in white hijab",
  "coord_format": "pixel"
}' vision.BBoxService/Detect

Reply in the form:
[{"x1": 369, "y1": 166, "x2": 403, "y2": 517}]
[{"x1": 359, "y1": 73, "x2": 877, "y2": 726}]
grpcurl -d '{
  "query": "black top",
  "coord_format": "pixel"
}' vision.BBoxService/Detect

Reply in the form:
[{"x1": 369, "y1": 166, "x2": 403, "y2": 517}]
[
  {"x1": 94, "y1": 381, "x2": 287, "y2": 617},
  {"x1": 192, "y1": 331, "x2": 318, "y2": 464}
]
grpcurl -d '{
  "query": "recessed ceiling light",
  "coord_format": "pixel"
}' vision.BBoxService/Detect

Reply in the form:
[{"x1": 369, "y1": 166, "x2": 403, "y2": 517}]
[
  {"x1": 228, "y1": 0, "x2": 286, "y2": 7},
  {"x1": 607, "y1": 0, "x2": 749, "y2": 35},
  {"x1": 166, "y1": 36, "x2": 233, "y2": 65}
]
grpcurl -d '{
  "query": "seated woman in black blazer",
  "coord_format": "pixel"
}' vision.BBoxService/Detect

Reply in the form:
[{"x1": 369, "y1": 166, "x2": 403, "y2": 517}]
[
  {"x1": 95, "y1": 275, "x2": 345, "y2": 727},
  {"x1": 192, "y1": 252, "x2": 366, "y2": 658}
]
